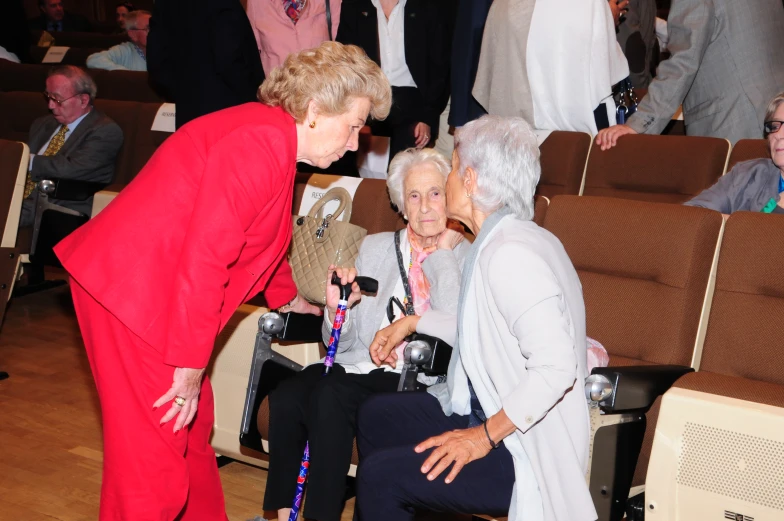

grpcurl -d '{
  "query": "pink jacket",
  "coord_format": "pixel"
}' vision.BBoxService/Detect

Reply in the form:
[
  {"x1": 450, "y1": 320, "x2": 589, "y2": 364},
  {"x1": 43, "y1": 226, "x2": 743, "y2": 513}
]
[{"x1": 246, "y1": 0, "x2": 341, "y2": 75}]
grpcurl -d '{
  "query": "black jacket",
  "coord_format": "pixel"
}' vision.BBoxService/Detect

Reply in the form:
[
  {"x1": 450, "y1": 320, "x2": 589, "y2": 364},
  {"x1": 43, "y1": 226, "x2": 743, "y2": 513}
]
[
  {"x1": 146, "y1": 0, "x2": 265, "y2": 128},
  {"x1": 336, "y1": 0, "x2": 450, "y2": 136},
  {"x1": 28, "y1": 12, "x2": 92, "y2": 32}
]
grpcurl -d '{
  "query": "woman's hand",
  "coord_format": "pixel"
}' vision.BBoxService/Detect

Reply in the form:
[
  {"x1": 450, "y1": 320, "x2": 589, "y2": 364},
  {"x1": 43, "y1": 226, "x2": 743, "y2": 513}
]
[
  {"x1": 415, "y1": 426, "x2": 492, "y2": 483},
  {"x1": 279, "y1": 293, "x2": 322, "y2": 316},
  {"x1": 595, "y1": 124, "x2": 637, "y2": 151},
  {"x1": 437, "y1": 228, "x2": 465, "y2": 251},
  {"x1": 153, "y1": 367, "x2": 206, "y2": 433},
  {"x1": 608, "y1": 0, "x2": 629, "y2": 26},
  {"x1": 325, "y1": 265, "x2": 362, "y2": 316},
  {"x1": 414, "y1": 122, "x2": 432, "y2": 149},
  {"x1": 370, "y1": 315, "x2": 420, "y2": 367}
]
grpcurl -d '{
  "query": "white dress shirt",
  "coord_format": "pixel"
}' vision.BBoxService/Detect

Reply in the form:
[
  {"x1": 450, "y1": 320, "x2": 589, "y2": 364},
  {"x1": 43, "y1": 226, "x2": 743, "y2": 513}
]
[
  {"x1": 370, "y1": 0, "x2": 417, "y2": 88},
  {"x1": 29, "y1": 110, "x2": 91, "y2": 171}
]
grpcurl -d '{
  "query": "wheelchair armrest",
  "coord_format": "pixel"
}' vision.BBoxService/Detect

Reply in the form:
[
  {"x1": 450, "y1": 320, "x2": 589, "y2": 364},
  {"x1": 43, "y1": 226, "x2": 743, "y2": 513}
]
[
  {"x1": 278, "y1": 311, "x2": 325, "y2": 343},
  {"x1": 37, "y1": 177, "x2": 111, "y2": 201},
  {"x1": 587, "y1": 365, "x2": 694, "y2": 413}
]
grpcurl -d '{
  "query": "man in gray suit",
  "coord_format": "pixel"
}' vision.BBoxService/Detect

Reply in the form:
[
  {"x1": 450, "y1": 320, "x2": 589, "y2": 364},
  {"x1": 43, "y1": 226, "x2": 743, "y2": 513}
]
[
  {"x1": 597, "y1": 0, "x2": 784, "y2": 148},
  {"x1": 21, "y1": 65, "x2": 123, "y2": 228}
]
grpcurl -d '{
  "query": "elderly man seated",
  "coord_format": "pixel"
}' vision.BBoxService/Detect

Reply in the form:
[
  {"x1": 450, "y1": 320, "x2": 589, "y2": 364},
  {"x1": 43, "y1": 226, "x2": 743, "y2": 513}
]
[
  {"x1": 28, "y1": 0, "x2": 91, "y2": 32},
  {"x1": 87, "y1": 10, "x2": 151, "y2": 71},
  {"x1": 20, "y1": 65, "x2": 123, "y2": 229}
]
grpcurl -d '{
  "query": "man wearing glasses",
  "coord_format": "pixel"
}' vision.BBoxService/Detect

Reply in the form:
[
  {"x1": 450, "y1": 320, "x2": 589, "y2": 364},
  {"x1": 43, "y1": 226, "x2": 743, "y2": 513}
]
[
  {"x1": 87, "y1": 10, "x2": 151, "y2": 71},
  {"x1": 21, "y1": 65, "x2": 123, "y2": 228}
]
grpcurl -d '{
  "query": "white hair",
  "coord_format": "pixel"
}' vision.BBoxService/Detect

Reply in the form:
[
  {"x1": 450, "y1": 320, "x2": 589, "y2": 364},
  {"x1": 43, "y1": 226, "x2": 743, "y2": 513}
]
[
  {"x1": 124, "y1": 10, "x2": 150, "y2": 30},
  {"x1": 453, "y1": 115, "x2": 540, "y2": 220},
  {"x1": 386, "y1": 148, "x2": 451, "y2": 213}
]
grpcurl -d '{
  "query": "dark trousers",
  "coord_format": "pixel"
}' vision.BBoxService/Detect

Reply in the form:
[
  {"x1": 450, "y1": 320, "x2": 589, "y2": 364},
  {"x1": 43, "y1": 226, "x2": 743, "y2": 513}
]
[
  {"x1": 372, "y1": 86, "x2": 429, "y2": 164},
  {"x1": 263, "y1": 364, "x2": 402, "y2": 521},
  {"x1": 355, "y1": 392, "x2": 515, "y2": 521}
]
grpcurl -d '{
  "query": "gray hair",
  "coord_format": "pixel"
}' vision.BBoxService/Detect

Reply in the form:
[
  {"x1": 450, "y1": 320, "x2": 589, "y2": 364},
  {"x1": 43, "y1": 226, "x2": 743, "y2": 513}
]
[
  {"x1": 453, "y1": 115, "x2": 540, "y2": 220},
  {"x1": 765, "y1": 92, "x2": 784, "y2": 131},
  {"x1": 124, "y1": 10, "x2": 150, "y2": 30},
  {"x1": 47, "y1": 65, "x2": 97, "y2": 102},
  {"x1": 386, "y1": 148, "x2": 451, "y2": 213}
]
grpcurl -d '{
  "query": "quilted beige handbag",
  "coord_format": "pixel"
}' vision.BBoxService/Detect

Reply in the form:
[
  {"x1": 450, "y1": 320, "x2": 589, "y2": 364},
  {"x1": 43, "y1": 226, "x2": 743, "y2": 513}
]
[{"x1": 289, "y1": 187, "x2": 367, "y2": 304}]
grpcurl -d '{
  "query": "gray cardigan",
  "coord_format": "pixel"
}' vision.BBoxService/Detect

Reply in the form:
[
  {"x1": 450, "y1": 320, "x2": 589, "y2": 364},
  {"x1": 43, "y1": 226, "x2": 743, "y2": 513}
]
[
  {"x1": 320, "y1": 231, "x2": 469, "y2": 367},
  {"x1": 685, "y1": 158, "x2": 781, "y2": 213}
]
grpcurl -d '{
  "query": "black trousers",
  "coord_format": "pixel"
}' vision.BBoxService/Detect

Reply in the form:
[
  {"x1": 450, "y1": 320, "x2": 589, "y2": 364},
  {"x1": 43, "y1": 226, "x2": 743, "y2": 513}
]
[
  {"x1": 372, "y1": 86, "x2": 429, "y2": 164},
  {"x1": 355, "y1": 392, "x2": 515, "y2": 521},
  {"x1": 263, "y1": 364, "x2": 403, "y2": 521}
]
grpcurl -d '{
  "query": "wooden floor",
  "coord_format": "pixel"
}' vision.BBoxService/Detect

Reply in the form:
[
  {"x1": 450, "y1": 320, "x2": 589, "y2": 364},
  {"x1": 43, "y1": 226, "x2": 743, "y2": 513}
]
[{"x1": 0, "y1": 285, "x2": 356, "y2": 521}]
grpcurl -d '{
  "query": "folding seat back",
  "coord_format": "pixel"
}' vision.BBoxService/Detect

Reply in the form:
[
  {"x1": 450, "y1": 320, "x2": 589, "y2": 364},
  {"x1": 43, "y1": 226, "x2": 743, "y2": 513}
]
[
  {"x1": 0, "y1": 61, "x2": 50, "y2": 94},
  {"x1": 94, "y1": 98, "x2": 142, "y2": 187},
  {"x1": 99, "y1": 71, "x2": 165, "y2": 103},
  {"x1": 537, "y1": 131, "x2": 591, "y2": 198},
  {"x1": 0, "y1": 92, "x2": 50, "y2": 144},
  {"x1": 543, "y1": 195, "x2": 724, "y2": 490},
  {"x1": 726, "y1": 139, "x2": 769, "y2": 172},
  {"x1": 532, "y1": 194, "x2": 548, "y2": 226},
  {"x1": 32, "y1": 30, "x2": 128, "y2": 48},
  {"x1": 646, "y1": 211, "x2": 784, "y2": 521},
  {"x1": 0, "y1": 140, "x2": 29, "y2": 322},
  {"x1": 582, "y1": 135, "x2": 730, "y2": 203}
]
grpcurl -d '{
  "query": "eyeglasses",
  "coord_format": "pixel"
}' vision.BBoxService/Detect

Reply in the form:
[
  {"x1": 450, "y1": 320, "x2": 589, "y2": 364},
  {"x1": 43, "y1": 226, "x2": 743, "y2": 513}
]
[
  {"x1": 43, "y1": 91, "x2": 82, "y2": 105},
  {"x1": 764, "y1": 120, "x2": 784, "y2": 134}
]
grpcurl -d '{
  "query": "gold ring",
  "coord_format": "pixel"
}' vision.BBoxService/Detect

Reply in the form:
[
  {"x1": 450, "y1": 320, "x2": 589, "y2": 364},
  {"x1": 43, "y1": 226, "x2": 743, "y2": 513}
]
[{"x1": 174, "y1": 396, "x2": 186, "y2": 407}]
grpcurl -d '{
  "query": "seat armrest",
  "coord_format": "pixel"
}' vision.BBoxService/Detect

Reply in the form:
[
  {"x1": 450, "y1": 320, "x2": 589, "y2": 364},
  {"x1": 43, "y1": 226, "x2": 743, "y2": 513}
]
[
  {"x1": 278, "y1": 312, "x2": 325, "y2": 343},
  {"x1": 589, "y1": 365, "x2": 694, "y2": 413},
  {"x1": 38, "y1": 177, "x2": 111, "y2": 201},
  {"x1": 409, "y1": 333, "x2": 452, "y2": 375}
]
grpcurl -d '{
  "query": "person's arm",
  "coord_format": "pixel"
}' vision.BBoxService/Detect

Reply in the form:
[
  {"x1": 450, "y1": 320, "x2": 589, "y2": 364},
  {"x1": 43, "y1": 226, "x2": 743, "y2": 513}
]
[
  {"x1": 684, "y1": 161, "x2": 759, "y2": 214},
  {"x1": 30, "y1": 121, "x2": 123, "y2": 181},
  {"x1": 421, "y1": 4, "x2": 450, "y2": 137},
  {"x1": 262, "y1": 257, "x2": 298, "y2": 309},
  {"x1": 210, "y1": 5, "x2": 265, "y2": 100},
  {"x1": 625, "y1": 0, "x2": 716, "y2": 135},
  {"x1": 320, "y1": 247, "x2": 368, "y2": 354},
  {"x1": 146, "y1": 1, "x2": 176, "y2": 100},
  {"x1": 162, "y1": 127, "x2": 290, "y2": 369},
  {"x1": 86, "y1": 45, "x2": 131, "y2": 71},
  {"x1": 489, "y1": 243, "x2": 579, "y2": 434}
]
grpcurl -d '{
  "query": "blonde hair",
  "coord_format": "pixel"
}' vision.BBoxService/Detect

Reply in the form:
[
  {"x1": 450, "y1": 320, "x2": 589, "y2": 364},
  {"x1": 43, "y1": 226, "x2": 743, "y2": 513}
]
[{"x1": 258, "y1": 41, "x2": 391, "y2": 123}]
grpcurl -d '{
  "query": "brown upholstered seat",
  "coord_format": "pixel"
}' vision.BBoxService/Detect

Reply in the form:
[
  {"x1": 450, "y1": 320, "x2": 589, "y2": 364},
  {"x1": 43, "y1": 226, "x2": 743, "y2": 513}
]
[
  {"x1": 674, "y1": 211, "x2": 784, "y2": 409},
  {"x1": 28, "y1": 46, "x2": 105, "y2": 66},
  {"x1": 582, "y1": 134, "x2": 730, "y2": 203},
  {"x1": 0, "y1": 61, "x2": 51, "y2": 94},
  {"x1": 543, "y1": 195, "x2": 724, "y2": 485},
  {"x1": 532, "y1": 195, "x2": 548, "y2": 226},
  {"x1": 537, "y1": 131, "x2": 591, "y2": 198},
  {"x1": 726, "y1": 139, "x2": 769, "y2": 172},
  {"x1": 30, "y1": 30, "x2": 128, "y2": 49},
  {"x1": 0, "y1": 91, "x2": 50, "y2": 143}
]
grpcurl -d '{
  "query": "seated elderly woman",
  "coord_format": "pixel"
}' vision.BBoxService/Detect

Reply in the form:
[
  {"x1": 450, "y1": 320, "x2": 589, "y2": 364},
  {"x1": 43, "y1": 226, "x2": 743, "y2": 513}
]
[
  {"x1": 263, "y1": 148, "x2": 469, "y2": 521},
  {"x1": 686, "y1": 92, "x2": 784, "y2": 213},
  {"x1": 356, "y1": 115, "x2": 595, "y2": 521}
]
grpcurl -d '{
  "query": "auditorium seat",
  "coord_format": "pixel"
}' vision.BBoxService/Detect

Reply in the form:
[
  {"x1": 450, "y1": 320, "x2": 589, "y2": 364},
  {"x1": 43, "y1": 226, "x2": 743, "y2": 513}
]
[
  {"x1": 543, "y1": 195, "x2": 724, "y2": 486},
  {"x1": 538, "y1": 131, "x2": 591, "y2": 198},
  {"x1": 0, "y1": 91, "x2": 49, "y2": 143},
  {"x1": 28, "y1": 46, "x2": 105, "y2": 66},
  {"x1": 30, "y1": 30, "x2": 128, "y2": 48},
  {"x1": 726, "y1": 139, "x2": 769, "y2": 172},
  {"x1": 0, "y1": 61, "x2": 165, "y2": 103},
  {"x1": 0, "y1": 140, "x2": 27, "y2": 323},
  {"x1": 582, "y1": 135, "x2": 730, "y2": 203},
  {"x1": 645, "y1": 211, "x2": 784, "y2": 521}
]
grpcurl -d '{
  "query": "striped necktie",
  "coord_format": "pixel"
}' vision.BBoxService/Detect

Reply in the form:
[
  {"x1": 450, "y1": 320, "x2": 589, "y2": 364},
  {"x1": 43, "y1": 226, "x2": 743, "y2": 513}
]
[{"x1": 24, "y1": 125, "x2": 69, "y2": 199}]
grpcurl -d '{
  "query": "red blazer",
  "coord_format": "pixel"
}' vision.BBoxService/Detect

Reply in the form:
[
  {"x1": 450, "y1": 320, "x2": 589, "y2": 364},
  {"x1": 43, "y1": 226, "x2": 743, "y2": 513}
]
[{"x1": 56, "y1": 103, "x2": 298, "y2": 369}]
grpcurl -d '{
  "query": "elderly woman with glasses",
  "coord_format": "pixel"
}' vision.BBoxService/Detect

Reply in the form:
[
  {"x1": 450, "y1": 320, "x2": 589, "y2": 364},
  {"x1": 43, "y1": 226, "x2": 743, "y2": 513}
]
[
  {"x1": 357, "y1": 115, "x2": 595, "y2": 521},
  {"x1": 263, "y1": 148, "x2": 469, "y2": 521},
  {"x1": 54, "y1": 42, "x2": 390, "y2": 521},
  {"x1": 686, "y1": 93, "x2": 784, "y2": 214}
]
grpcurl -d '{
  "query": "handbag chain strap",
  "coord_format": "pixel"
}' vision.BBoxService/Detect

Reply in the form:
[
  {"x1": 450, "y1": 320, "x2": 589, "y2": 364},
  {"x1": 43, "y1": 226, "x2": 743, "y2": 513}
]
[{"x1": 394, "y1": 229, "x2": 416, "y2": 316}]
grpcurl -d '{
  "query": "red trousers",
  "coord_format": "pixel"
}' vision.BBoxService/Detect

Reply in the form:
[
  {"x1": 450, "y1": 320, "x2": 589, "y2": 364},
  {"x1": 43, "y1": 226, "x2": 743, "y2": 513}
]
[{"x1": 71, "y1": 280, "x2": 228, "y2": 521}]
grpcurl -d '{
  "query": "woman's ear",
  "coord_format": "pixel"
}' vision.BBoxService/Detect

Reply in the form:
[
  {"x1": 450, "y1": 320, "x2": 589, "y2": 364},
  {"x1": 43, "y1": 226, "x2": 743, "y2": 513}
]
[
  {"x1": 464, "y1": 167, "x2": 477, "y2": 196},
  {"x1": 305, "y1": 100, "x2": 320, "y2": 127}
]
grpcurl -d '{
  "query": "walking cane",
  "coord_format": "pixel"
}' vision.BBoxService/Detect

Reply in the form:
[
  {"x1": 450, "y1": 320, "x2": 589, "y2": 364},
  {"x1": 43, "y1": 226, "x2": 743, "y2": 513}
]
[{"x1": 288, "y1": 272, "x2": 378, "y2": 521}]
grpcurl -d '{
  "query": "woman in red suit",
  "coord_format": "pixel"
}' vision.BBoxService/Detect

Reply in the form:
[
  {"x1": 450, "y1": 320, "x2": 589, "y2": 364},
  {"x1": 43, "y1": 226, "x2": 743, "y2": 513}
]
[{"x1": 54, "y1": 41, "x2": 391, "y2": 521}]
